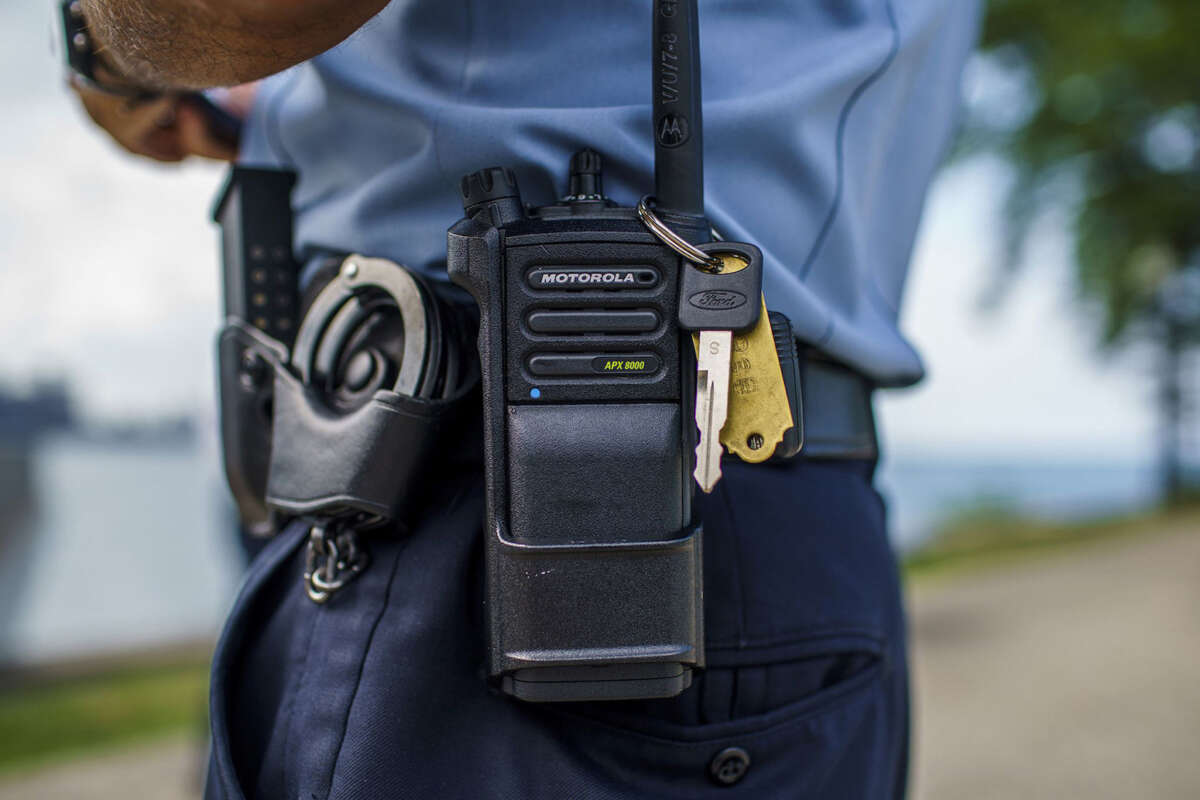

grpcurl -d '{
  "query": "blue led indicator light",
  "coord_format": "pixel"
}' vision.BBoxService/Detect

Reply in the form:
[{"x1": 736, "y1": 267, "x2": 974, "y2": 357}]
[{"x1": 530, "y1": 388, "x2": 542, "y2": 399}]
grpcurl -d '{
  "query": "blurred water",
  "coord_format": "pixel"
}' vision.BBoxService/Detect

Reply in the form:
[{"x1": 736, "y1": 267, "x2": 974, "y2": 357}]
[
  {"x1": 0, "y1": 436, "x2": 242, "y2": 666},
  {"x1": 878, "y1": 455, "x2": 1160, "y2": 551},
  {"x1": 0, "y1": 438, "x2": 1162, "y2": 665}
]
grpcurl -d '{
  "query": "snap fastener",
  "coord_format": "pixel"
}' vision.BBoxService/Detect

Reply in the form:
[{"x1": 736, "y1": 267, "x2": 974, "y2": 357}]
[{"x1": 709, "y1": 746, "x2": 751, "y2": 786}]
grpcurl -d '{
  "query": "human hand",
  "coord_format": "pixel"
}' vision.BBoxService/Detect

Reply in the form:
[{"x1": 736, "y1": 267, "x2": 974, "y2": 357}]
[{"x1": 71, "y1": 76, "x2": 248, "y2": 163}]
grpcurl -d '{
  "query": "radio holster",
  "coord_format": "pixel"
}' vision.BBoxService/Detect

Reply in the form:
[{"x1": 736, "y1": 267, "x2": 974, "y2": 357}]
[
  {"x1": 446, "y1": 0, "x2": 718, "y2": 702},
  {"x1": 448, "y1": 184, "x2": 705, "y2": 702}
]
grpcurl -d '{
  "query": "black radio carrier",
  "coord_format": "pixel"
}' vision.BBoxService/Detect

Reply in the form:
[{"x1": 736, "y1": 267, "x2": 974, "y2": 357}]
[{"x1": 447, "y1": 0, "x2": 755, "y2": 702}]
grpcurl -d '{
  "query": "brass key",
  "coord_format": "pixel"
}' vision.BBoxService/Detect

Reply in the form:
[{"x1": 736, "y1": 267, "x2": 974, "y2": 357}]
[{"x1": 722, "y1": 297, "x2": 795, "y2": 463}]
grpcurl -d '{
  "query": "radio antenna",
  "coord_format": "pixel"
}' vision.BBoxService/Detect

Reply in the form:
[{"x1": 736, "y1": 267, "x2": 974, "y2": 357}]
[{"x1": 652, "y1": 0, "x2": 705, "y2": 219}]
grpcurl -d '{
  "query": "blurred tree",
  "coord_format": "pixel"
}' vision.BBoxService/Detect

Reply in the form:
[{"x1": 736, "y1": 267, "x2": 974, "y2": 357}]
[{"x1": 965, "y1": 0, "x2": 1200, "y2": 502}]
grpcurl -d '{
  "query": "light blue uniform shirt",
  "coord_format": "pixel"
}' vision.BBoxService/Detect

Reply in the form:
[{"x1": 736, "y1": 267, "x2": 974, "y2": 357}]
[{"x1": 240, "y1": 0, "x2": 981, "y2": 387}]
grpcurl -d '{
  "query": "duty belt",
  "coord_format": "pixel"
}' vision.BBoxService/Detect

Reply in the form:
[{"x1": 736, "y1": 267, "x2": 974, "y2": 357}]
[
  {"x1": 295, "y1": 249, "x2": 878, "y2": 466},
  {"x1": 790, "y1": 351, "x2": 878, "y2": 461},
  {"x1": 300, "y1": 249, "x2": 878, "y2": 465}
]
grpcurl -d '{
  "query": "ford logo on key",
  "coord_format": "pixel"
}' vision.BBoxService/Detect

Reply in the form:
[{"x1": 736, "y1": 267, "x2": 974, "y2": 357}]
[{"x1": 688, "y1": 290, "x2": 747, "y2": 310}]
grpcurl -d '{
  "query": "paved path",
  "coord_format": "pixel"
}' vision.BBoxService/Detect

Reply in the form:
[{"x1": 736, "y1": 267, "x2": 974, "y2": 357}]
[
  {"x1": 4, "y1": 525, "x2": 1197, "y2": 798},
  {"x1": 909, "y1": 524, "x2": 1200, "y2": 800},
  {"x1": 0, "y1": 735, "x2": 201, "y2": 800}
]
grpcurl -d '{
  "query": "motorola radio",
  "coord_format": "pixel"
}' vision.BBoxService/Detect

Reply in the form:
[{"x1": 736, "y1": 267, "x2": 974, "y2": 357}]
[{"x1": 448, "y1": 0, "x2": 770, "y2": 702}]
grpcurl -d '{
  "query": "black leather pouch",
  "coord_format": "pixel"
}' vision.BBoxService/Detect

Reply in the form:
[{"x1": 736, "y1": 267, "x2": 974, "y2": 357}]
[{"x1": 265, "y1": 364, "x2": 478, "y2": 528}]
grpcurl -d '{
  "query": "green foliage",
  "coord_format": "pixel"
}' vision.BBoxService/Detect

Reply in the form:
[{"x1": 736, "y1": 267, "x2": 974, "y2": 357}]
[
  {"x1": 966, "y1": 0, "x2": 1200, "y2": 344},
  {"x1": 0, "y1": 660, "x2": 208, "y2": 772}
]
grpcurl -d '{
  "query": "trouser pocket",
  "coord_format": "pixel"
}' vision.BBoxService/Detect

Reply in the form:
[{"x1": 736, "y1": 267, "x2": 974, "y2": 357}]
[
  {"x1": 548, "y1": 455, "x2": 911, "y2": 797},
  {"x1": 552, "y1": 631, "x2": 897, "y2": 797},
  {"x1": 206, "y1": 522, "x2": 313, "y2": 800}
]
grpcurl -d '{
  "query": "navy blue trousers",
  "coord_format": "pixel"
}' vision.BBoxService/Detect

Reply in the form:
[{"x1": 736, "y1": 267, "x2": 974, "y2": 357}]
[{"x1": 206, "y1": 455, "x2": 909, "y2": 798}]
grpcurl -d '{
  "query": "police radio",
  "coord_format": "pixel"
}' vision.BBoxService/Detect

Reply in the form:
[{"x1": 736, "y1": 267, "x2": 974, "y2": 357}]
[{"x1": 448, "y1": 0, "x2": 763, "y2": 702}]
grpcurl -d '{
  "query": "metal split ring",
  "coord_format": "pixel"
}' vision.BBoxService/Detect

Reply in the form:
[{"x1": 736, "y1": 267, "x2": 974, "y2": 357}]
[
  {"x1": 636, "y1": 196, "x2": 724, "y2": 272},
  {"x1": 303, "y1": 522, "x2": 370, "y2": 604}
]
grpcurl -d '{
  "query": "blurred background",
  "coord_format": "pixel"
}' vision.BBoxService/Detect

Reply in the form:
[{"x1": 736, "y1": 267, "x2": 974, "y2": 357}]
[{"x1": 1, "y1": 0, "x2": 1198, "y2": 797}]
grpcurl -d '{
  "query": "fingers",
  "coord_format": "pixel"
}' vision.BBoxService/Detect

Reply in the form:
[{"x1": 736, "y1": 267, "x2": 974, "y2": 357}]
[
  {"x1": 175, "y1": 101, "x2": 239, "y2": 162},
  {"x1": 76, "y1": 87, "x2": 183, "y2": 162},
  {"x1": 73, "y1": 82, "x2": 240, "y2": 163},
  {"x1": 122, "y1": 96, "x2": 188, "y2": 162}
]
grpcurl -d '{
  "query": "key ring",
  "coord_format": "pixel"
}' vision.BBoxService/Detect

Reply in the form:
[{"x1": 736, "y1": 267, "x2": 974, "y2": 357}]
[{"x1": 636, "y1": 196, "x2": 724, "y2": 272}]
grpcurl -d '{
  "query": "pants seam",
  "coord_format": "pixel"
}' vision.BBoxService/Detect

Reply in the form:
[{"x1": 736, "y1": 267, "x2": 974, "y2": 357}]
[{"x1": 322, "y1": 539, "x2": 409, "y2": 798}]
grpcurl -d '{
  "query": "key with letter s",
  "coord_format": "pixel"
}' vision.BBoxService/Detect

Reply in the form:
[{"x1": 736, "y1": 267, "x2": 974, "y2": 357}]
[{"x1": 678, "y1": 242, "x2": 764, "y2": 491}]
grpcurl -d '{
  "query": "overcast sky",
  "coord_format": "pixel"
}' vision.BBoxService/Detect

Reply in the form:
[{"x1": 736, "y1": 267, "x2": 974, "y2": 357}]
[{"x1": 0, "y1": 2, "x2": 1165, "y2": 464}]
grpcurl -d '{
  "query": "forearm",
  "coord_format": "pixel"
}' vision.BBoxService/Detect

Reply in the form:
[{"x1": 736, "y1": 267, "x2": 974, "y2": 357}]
[{"x1": 81, "y1": 0, "x2": 389, "y2": 89}]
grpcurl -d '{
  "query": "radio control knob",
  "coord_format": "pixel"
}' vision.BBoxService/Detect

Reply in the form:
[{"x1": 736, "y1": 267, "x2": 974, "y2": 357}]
[
  {"x1": 460, "y1": 167, "x2": 523, "y2": 221},
  {"x1": 566, "y1": 149, "x2": 606, "y2": 203}
]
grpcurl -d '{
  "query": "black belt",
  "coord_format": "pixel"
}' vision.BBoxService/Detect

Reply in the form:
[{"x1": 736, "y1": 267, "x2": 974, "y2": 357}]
[
  {"x1": 791, "y1": 350, "x2": 878, "y2": 461},
  {"x1": 305, "y1": 253, "x2": 876, "y2": 463}
]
